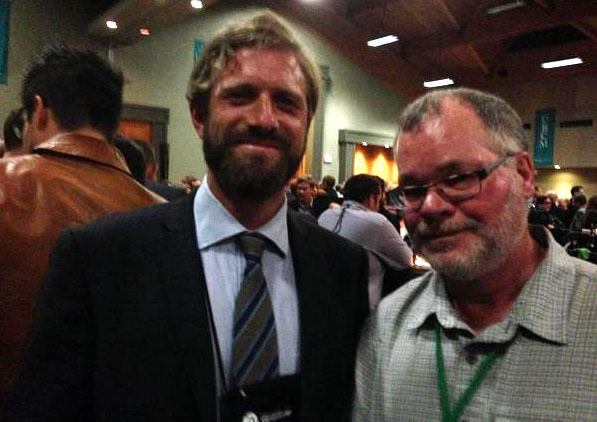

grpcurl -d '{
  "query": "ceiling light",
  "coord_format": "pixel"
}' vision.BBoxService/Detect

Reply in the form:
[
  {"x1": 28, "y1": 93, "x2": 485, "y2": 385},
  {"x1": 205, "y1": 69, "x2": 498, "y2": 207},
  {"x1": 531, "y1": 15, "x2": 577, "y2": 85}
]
[
  {"x1": 554, "y1": 164, "x2": 561, "y2": 170},
  {"x1": 106, "y1": 20, "x2": 118, "y2": 29},
  {"x1": 384, "y1": 144, "x2": 391, "y2": 149},
  {"x1": 367, "y1": 35, "x2": 399, "y2": 47},
  {"x1": 423, "y1": 78, "x2": 454, "y2": 88},
  {"x1": 541, "y1": 57, "x2": 583, "y2": 69},
  {"x1": 139, "y1": 28, "x2": 151, "y2": 36},
  {"x1": 190, "y1": 0, "x2": 203, "y2": 9},
  {"x1": 362, "y1": 142, "x2": 368, "y2": 146},
  {"x1": 486, "y1": 1, "x2": 526, "y2": 15}
]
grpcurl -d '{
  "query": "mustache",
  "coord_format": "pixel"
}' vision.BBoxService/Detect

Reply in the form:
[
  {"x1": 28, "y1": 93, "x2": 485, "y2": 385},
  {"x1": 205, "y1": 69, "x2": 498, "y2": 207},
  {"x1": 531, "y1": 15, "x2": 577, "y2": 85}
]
[
  {"x1": 226, "y1": 127, "x2": 291, "y2": 150},
  {"x1": 413, "y1": 219, "x2": 479, "y2": 238}
]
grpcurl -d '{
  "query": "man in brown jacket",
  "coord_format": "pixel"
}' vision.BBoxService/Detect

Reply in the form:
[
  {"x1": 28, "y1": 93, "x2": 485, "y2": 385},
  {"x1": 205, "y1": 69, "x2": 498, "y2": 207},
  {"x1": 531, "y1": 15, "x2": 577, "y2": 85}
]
[{"x1": 0, "y1": 45, "x2": 164, "y2": 409}]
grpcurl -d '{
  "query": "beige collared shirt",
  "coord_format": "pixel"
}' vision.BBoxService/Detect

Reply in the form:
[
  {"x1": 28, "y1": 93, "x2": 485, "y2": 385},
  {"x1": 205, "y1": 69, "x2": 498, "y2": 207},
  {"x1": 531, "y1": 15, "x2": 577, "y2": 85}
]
[{"x1": 354, "y1": 227, "x2": 596, "y2": 421}]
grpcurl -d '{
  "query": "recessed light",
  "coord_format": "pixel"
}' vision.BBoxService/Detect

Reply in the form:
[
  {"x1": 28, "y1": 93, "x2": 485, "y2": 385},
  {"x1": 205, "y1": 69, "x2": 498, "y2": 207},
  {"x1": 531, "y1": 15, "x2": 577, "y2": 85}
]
[
  {"x1": 384, "y1": 144, "x2": 391, "y2": 149},
  {"x1": 362, "y1": 142, "x2": 368, "y2": 146},
  {"x1": 367, "y1": 35, "x2": 399, "y2": 47},
  {"x1": 191, "y1": 0, "x2": 203, "y2": 9},
  {"x1": 423, "y1": 78, "x2": 454, "y2": 88},
  {"x1": 140, "y1": 28, "x2": 151, "y2": 36},
  {"x1": 106, "y1": 20, "x2": 118, "y2": 29},
  {"x1": 541, "y1": 57, "x2": 583, "y2": 69},
  {"x1": 554, "y1": 164, "x2": 561, "y2": 170}
]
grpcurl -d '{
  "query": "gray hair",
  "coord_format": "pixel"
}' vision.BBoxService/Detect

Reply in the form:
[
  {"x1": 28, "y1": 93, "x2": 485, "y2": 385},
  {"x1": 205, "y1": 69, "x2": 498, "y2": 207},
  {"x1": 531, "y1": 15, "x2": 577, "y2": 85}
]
[
  {"x1": 186, "y1": 12, "x2": 320, "y2": 122},
  {"x1": 395, "y1": 87, "x2": 526, "y2": 155}
]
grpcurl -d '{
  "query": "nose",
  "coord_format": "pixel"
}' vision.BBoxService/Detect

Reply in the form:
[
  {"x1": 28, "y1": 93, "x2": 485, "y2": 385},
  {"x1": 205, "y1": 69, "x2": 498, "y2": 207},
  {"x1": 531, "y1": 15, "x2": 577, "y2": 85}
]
[
  {"x1": 247, "y1": 94, "x2": 279, "y2": 131},
  {"x1": 417, "y1": 187, "x2": 455, "y2": 219}
]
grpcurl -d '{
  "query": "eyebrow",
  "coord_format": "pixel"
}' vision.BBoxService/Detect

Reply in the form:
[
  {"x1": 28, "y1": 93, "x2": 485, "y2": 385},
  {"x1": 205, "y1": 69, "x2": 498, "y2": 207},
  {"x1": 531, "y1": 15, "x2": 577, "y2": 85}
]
[{"x1": 400, "y1": 160, "x2": 475, "y2": 185}]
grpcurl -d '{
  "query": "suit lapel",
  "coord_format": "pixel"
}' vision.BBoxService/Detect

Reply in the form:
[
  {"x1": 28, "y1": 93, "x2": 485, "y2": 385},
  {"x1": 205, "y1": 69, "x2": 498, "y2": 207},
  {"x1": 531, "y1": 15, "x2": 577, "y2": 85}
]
[
  {"x1": 287, "y1": 214, "x2": 335, "y2": 407},
  {"x1": 159, "y1": 196, "x2": 217, "y2": 421}
]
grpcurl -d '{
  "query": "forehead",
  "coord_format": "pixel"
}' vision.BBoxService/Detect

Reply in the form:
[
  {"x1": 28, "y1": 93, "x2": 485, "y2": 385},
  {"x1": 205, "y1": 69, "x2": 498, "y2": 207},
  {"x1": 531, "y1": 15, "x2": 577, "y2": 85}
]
[
  {"x1": 214, "y1": 47, "x2": 307, "y2": 95},
  {"x1": 396, "y1": 99, "x2": 497, "y2": 181}
]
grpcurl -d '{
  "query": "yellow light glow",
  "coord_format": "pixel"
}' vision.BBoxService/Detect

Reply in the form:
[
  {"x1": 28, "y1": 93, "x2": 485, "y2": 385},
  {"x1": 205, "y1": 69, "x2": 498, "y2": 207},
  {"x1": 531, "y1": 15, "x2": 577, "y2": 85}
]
[{"x1": 353, "y1": 151, "x2": 368, "y2": 175}]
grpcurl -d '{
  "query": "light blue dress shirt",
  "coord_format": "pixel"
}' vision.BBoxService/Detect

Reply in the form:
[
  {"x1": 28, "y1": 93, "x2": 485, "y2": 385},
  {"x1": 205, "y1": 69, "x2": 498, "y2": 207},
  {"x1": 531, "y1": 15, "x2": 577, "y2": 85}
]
[{"x1": 193, "y1": 178, "x2": 299, "y2": 390}]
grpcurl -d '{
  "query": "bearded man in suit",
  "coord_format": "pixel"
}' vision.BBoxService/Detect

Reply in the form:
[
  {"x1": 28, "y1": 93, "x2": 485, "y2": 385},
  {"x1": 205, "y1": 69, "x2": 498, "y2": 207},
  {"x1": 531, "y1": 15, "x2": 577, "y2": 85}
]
[{"x1": 6, "y1": 12, "x2": 368, "y2": 422}]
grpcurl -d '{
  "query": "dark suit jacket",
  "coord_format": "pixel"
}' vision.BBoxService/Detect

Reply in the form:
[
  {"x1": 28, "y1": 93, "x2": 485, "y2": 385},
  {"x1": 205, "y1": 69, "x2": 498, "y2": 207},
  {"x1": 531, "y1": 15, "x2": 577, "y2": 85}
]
[{"x1": 6, "y1": 195, "x2": 369, "y2": 421}]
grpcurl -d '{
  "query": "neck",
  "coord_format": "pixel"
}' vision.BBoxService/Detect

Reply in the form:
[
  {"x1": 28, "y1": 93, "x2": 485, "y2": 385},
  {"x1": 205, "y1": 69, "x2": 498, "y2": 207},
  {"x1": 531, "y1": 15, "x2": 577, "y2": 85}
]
[
  {"x1": 445, "y1": 233, "x2": 546, "y2": 333},
  {"x1": 34, "y1": 125, "x2": 107, "y2": 148},
  {"x1": 207, "y1": 172, "x2": 285, "y2": 230}
]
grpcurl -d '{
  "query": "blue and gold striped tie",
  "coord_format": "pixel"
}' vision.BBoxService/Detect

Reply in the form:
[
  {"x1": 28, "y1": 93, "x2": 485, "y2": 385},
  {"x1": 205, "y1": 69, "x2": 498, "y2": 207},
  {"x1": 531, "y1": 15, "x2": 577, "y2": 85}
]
[{"x1": 232, "y1": 233, "x2": 280, "y2": 387}]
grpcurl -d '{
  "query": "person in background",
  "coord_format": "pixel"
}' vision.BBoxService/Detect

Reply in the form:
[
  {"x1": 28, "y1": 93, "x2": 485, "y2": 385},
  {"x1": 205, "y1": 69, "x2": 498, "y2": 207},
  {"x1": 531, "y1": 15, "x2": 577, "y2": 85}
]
[
  {"x1": 7, "y1": 14, "x2": 368, "y2": 420},
  {"x1": 354, "y1": 88, "x2": 596, "y2": 421},
  {"x1": 113, "y1": 135, "x2": 147, "y2": 184},
  {"x1": 2, "y1": 108, "x2": 28, "y2": 157},
  {"x1": 0, "y1": 44, "x2": 164, "y2": 412},
  {"x1": 131, "y1": 139, "x2": 188, "y2": 201},
  {"x1": 292, "y1": 175, "x2": 316, "y2": 215},
  {"x1": 569, "y1": 193, "x2": 588, "y2": 233},
  {"x1": 318, "y1": 174, "x2": 412, "y2": 308},
  {"x1": 312, "y1": 174, "x2": 342, "y2": 217}
]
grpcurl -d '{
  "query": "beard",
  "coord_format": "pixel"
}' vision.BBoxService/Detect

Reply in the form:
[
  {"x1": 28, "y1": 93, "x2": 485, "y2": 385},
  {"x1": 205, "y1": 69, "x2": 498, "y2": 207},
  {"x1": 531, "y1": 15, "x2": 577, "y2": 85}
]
[
  {"x1": 202, "y1": 124, "x2": 304, "y2": 202},
  {"x1": 410, "y1": 182, "x2": 527, "y2": 282}
]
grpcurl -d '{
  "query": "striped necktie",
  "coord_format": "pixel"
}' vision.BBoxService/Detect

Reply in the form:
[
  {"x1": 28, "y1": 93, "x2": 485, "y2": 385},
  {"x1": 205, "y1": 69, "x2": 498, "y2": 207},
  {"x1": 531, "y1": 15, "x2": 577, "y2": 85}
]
[{"x1": 232, "y1": 233, "x2": 280, "y2": 387}]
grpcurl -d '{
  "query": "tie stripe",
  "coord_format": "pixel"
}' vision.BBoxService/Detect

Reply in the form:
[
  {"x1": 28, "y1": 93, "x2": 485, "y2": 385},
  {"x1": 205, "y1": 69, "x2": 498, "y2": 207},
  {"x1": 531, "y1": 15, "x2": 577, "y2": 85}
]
[{"x1": 232, "y1": 233, "x2": 279, "y2": 386}]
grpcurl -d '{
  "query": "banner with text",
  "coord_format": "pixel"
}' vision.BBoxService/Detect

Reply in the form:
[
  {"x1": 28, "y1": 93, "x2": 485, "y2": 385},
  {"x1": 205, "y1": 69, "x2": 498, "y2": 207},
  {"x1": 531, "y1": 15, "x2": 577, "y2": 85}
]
[
  {"x1": 0, "y1": 1, "x2": 9, "y2": 85},
  {"x1": 533, "y1": 108, "x2": 556, "y2": 167}
]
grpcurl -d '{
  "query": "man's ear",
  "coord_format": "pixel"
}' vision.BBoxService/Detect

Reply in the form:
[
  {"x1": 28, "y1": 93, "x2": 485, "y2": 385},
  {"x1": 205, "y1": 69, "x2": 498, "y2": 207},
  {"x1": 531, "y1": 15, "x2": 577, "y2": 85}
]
[
  {"x1": 30, "y1": 95, "x2": 50, "y2": 130},
  {"x1": 189, "y1": 105, "x2": 205, "y2": 139},
  {"x1": 515, "y1": 151, "x2": 535, "y2": 198}
]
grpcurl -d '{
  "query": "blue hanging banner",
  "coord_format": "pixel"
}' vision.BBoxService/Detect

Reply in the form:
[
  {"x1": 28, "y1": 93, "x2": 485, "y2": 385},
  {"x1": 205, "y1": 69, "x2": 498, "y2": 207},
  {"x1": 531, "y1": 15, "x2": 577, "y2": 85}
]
[
  {"x1": 0, "y1": 0, "x2": 9, "y2": 85},
  {"x1": 533, "y1": 107, "x2": 556, "y2": 167},
  {"x1": 194, "y1": 39, "x2": 203, "y2": 61}
]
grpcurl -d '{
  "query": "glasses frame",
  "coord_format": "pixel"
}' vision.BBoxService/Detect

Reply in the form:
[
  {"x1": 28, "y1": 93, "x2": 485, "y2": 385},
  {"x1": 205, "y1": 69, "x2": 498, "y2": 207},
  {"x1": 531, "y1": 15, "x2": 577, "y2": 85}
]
[{"x1": 397, "y1": 152, "x2": 517, "y2": 210}]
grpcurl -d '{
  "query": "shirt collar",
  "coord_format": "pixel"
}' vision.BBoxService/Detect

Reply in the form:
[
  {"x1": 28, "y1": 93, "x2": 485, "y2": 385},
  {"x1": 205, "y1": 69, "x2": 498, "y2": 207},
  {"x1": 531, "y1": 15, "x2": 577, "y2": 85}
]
[
  {"x1": 193, "y1": 176, "x2": 289, "y2": 257},
  {"x1": 342, "y1": 200, "x2": 370, "y2": 212},
  {"x1": 405, "y1": 227, "x2": 573, "y2": 344}
]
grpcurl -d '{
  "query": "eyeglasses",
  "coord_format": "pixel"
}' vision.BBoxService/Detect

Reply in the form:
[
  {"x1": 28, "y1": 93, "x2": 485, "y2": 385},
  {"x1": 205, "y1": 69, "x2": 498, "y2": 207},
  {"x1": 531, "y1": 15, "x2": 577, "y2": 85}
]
[{"x1": 396, "y1": 153, "x2": 517, "y2": 210}]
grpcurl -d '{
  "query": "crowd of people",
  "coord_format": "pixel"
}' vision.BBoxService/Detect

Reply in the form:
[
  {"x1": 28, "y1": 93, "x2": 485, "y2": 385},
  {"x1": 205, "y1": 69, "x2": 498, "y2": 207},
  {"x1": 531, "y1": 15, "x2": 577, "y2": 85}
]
[{"x1": 0, "y1": 11, "x2": 594, "y2": 422}]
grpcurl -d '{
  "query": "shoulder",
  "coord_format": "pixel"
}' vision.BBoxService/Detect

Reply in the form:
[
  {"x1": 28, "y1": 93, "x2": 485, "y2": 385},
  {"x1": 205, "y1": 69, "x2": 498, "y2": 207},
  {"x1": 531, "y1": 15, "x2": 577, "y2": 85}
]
[
  {"x1": 64, "y1": 198, "x2": 189, "y2": 247},
  {"x1": 290, "y1": 209, "x2": 365, "y2": 256}
]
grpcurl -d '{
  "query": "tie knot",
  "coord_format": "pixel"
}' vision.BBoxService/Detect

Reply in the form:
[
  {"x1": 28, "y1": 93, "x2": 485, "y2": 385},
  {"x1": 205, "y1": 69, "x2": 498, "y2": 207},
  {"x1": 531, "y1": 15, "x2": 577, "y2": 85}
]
[{"x1": 238, "y1": 233, "x2": 266, "y2": 259}]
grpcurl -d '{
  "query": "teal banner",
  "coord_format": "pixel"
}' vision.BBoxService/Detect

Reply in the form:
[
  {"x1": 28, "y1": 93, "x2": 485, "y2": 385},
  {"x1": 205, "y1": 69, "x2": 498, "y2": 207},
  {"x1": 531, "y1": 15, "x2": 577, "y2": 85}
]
[
  {"x1": 533, "y1": 108, "x2": 556, "y2": 166},
  {"x1": 0, "y1": 0, "x2": 9, "y2": 85},
  {"x1": 194, "y1": 39, "x2": 203, "y2": 61}
]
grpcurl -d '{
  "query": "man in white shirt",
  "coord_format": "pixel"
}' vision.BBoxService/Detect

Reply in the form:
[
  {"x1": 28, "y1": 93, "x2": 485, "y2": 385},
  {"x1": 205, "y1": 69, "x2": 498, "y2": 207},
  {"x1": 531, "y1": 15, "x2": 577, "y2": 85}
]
[{"x1": 319, "y1": 174, "x2": 412, "y2": 307}]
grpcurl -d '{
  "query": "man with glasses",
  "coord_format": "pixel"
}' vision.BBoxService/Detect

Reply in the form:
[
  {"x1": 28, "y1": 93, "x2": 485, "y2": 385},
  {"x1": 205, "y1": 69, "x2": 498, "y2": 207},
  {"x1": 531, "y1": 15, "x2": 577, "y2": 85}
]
[{"x1": 354, "y1": 88, "x2": 596, "y2": 421}]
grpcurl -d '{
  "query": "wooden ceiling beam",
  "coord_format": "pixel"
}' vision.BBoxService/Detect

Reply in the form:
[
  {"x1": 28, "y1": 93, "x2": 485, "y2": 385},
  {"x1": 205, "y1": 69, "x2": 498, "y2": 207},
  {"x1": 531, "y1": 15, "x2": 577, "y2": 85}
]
[
  {"x1": 402, "y1": 2, "x2": 597, "y2": 58},
  {"x1": 261, "y1": 0, "x2": 423, "y2": 98},
  {"x1": 436, "y1": 0, "x2": 460, "y2": 31},
  {"x1": 568, "y1": 20, "x2": 597, "y2": 43},
  {"x1": 467, "y1": 45, "x2": 490, "y2": 75}
]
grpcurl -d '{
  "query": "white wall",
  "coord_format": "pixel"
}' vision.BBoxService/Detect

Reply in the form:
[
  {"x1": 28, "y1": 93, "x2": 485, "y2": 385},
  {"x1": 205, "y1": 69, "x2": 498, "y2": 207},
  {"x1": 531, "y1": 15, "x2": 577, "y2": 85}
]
[{"x1": 113, "y1": 3, "x2": 407, "y2": 182}]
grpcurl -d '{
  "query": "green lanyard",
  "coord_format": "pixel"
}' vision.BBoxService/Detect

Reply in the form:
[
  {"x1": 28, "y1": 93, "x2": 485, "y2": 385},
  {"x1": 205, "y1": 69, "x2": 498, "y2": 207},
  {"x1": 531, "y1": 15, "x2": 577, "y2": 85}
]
[{"x1": 435, "y1": 323, "x2": 500, "y2": 422}]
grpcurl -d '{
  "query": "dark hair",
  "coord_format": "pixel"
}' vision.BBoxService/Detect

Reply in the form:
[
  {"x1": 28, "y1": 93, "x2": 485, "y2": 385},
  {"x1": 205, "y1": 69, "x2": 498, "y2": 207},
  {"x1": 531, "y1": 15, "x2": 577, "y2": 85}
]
[
  {"x1": 113, "y1": 136, "x2": 146, "y2": 184},
  {"x1": 131, "y1": 139, "x2": 156, "y2": 165},
  {"x1": 3, "y1": 108, "x2": 25, "y2": 151},
  {"x1": 535, "y1": 195, "x2": 551, "y2": 206},
  {"x1": 22, "y1": 44, "x2": 124, "y2": 140},
  {"x1": 321, "y1": 175, "x2": 336, "y2": 189},
  {"x1": 571, "y1": 185, "x2": 584, "y2": 197},
  {"x1": 343, "y1": 174, "x2": 382, "y2": 203}
]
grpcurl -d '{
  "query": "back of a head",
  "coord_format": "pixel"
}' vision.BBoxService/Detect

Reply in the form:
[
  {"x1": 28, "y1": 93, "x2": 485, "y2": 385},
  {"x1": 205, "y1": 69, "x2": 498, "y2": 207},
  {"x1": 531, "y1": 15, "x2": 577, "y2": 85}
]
[
  {"x1": 395, "y1": 87, "x2": 526, "y2": 156},
  {"x1": 571, "y1": 185, "x2": 584, "y2": 198},
  {"x1": 344, "y1": 174, "x2": 381, "y2": 203},
  {"x1": 3, "y1": 108, "x2": 25, "y2": 152},
  {"x1": 22, "y1": 44, "x2": 124, "y2": 140},
  {"x1": 186, "y1": 12, "x2": 320, "y2": 122},
  {"x1": 322, "y1": 175, "x2": 336, "y2": 190},
  {"x1": 114, "y1": 136, "x2": 146, "y2": 184}
]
